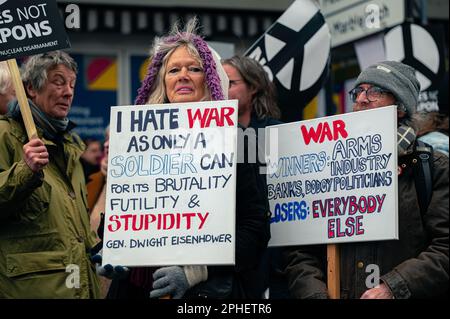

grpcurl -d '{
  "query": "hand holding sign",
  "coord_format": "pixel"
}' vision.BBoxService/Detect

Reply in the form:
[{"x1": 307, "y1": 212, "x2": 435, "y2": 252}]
[
  {"x1": 22, "y1": 137, "x2": 49, "y2": 172},
  {"x1": 360, "y1": 283, "x2": 393, "y2": 299},
  {"x1": 91, "y1": 253, "x2": 129, "y2": 280}
]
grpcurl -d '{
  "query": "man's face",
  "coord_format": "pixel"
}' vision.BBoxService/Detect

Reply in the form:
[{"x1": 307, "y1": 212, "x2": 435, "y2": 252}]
[
  {"x1": 82, "y1": 141, "x2": 102, "y2": 165},
  {"x1": 222, "y1": 64, "x2": 255, "y2": 117},
  {"x1": 28, "y1": 64, "x2": 76, "y2": 119},
  {"x1": 164, "y1": 46, "x2": 206, "y2": 103},
  {"x1": 352, "y1": 83, "x2": 397, "y2": 112}
]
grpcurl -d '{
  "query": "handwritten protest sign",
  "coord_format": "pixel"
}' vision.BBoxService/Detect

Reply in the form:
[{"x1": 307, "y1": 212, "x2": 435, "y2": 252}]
[
  {"x1": 267, "y1": 106, "x2": 398, "y2": 246},
  {"x1": 0, "y1": 0, "x2": 70, "y2": 61},
  {"x1": 103, "y1": 100, "x2": 238, "y2": 267}
]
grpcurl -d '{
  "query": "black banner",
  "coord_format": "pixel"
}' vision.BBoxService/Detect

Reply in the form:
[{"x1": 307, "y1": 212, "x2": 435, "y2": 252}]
[{"x1": 245, "y1": 0, "x2": 331, "y2": 122}]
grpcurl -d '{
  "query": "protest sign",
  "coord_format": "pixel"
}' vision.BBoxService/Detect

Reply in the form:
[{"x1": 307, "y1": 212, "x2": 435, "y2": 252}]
[
  {"x1": 102, "y1": 100, "x2": 238, "y2": 267},
  {"x1": 266, "y1": 106, "x2": 398, "y2": 246},
  {"x1": 0, "y1": 0, "x2": 70, "y2": 61},
  {"x1": 1, "y1": 0, "x2": 71, "y2": 139}
]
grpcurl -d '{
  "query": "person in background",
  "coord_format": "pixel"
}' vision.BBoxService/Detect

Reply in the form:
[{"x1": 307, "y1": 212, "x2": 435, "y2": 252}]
[
  {"x1": 222, "y1": 56, "x2": 289, "y2": 298},
  {"x1": 85, "y1": 126, "x2": 111, "y2": 298},
  {"x1": 0, "y1": 51, "x2": 100, "y2": 298},
  {"x1": 87, "y1": 127, "x2": 109, "y2": 235},
  {"x1": 284, "y1": 61, "x2": 448, "y2": 299},
  {"x1": 0, "y1": 61, "x2": 15, "y2": 115},
  {"x1": 413, "y1": 72, "x2": 449, "y2": 156},
  {"x1": 222, "y1": 56, "x2": 281, "y2": 129},
  {"x1": 105, "y1": 18, "x2": 270, "y2": 299},
  {"x1": 81, "y1": 138, "x2": 103, "y2": 181}
]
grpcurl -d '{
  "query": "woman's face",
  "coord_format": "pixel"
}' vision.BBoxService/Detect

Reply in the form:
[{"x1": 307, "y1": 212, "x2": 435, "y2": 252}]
[{"x1": 164, "y1": 46, "x2": 206, "y2": 103}]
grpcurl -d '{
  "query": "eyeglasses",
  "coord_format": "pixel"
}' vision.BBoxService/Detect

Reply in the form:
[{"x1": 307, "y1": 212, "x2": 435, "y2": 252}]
[
  {"x1": 228, "y1": 79, "x2": 244, "y2": 89},
  {"x1": 348, "y1": 86, "x2": 391, "y2": 103}
]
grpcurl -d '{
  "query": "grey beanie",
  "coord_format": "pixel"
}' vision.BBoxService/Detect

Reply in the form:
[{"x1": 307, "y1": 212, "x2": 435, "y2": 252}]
[{"x1": 353, "y1": 61, "x2": 421, "y2": 116}]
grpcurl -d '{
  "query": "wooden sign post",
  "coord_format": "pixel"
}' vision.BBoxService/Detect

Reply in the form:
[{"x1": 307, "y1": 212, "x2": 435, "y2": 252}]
[
  {"x1": 6, "y1": 59, "x2": 37, "y2": 139},
  {"x1": 327, "y1": 244, "x2": 340, "y2": 299}
]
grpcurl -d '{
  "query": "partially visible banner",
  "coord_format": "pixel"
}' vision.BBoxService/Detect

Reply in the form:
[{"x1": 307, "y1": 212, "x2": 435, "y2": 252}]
[
  {"x1": 246, "y1": 0, "x2": 331, "y2": 122},
  {"x1": 385, "y1": 23, "x2": 446, "y2": 113},
  {"x1": 266, "y1": 106, "x2": 398, "y2": 246},
  {"x1": 0, "y1": 0, "x2": 70, "y2": 61}
]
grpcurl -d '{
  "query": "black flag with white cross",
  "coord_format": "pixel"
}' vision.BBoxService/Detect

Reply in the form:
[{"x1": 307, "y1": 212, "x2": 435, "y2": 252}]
[
  {"x1": 384, "y1": 23, "x2": 446, "y2": 114},
  {"x1": 245, "y1": 0, "x2": 331, "y2": 122}
]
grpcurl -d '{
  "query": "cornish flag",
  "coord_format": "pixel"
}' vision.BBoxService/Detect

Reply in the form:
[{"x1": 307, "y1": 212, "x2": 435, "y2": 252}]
[{"x1": 246, "y1": 0, "x2": 331, "y2": 122}]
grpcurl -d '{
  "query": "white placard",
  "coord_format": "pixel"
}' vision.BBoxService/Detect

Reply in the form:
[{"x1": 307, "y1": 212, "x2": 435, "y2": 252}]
[
  {"x1": 267, "y1": 106, "x2": 398, "y2": 246},
  {"x1": 102, "y1": 100, "x2": 238, "y2": 266}
]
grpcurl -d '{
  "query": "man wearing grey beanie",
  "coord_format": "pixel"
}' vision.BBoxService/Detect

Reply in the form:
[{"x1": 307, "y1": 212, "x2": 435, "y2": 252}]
[
  {"x1": 284, "y1": 61, "x2": 448, "y2": 299},
  {"x1": 352, "y1": 60, "x2": 420, "y2": 118}
]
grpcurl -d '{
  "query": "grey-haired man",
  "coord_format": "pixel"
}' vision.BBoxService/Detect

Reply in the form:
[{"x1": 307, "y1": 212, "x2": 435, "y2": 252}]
[
  {"x1": 284, "y1": 61, "x2": 448, "y2": 299},
  {"x1": 0, "y1": 51, "x2": 100, "y2": 298}
]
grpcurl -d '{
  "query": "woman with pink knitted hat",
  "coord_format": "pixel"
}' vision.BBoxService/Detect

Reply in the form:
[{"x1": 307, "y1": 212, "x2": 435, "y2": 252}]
[{"x1": 106, "y1": 17, "x2": 270, "y2": 299}]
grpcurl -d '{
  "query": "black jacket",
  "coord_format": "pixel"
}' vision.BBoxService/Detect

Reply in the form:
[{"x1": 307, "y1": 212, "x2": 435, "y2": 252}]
[{"x1": 186, "y1": 125, "x2": 271, "y2": 298}]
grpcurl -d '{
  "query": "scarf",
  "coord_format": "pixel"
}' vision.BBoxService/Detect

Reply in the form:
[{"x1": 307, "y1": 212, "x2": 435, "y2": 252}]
[
  {"x1": 7, "y1": 99, "x2": 69, "y2": 140},
  {"x1": 397, "y1": 124, "x2": 416, "y2": 157}
]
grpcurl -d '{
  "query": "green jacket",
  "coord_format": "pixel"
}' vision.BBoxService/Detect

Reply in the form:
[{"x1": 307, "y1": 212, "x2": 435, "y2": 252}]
[{"x1": 0, "y1": 116, "x2": 100, "y2": 299}]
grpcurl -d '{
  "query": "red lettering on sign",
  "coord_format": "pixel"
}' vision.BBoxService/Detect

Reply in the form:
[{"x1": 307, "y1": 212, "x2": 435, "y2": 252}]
[
  {"x1": 187, "y1": 107, "x2": 234, "y2": 128},
  {"x1": 300, "y1": 119, "x2": 348, "y2": 145}
]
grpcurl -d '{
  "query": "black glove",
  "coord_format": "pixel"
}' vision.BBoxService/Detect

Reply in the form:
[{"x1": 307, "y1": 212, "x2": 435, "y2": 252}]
[{"x1": 91, "y1": 252, "x2": 129, "y2": 280}]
